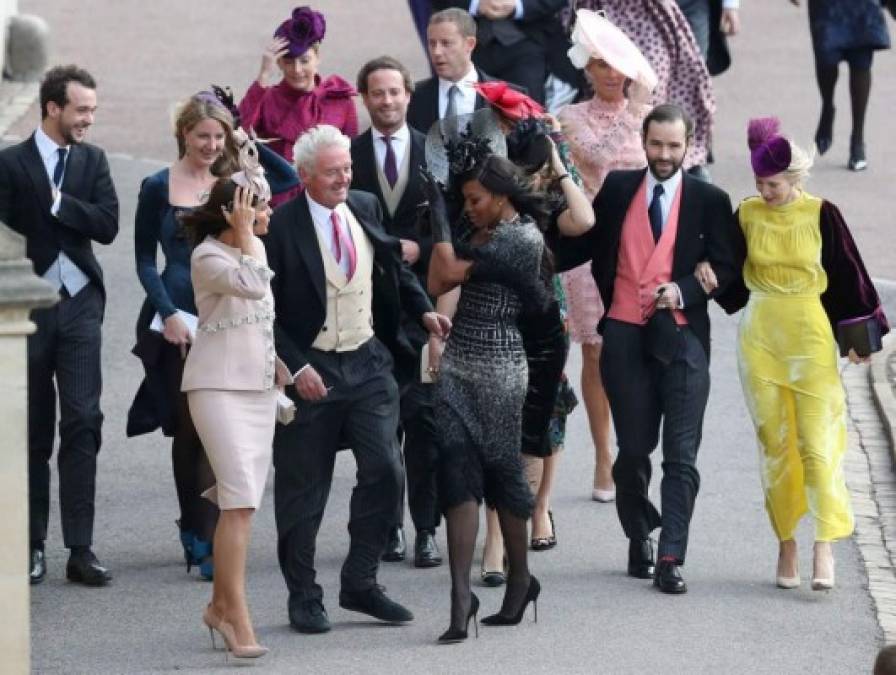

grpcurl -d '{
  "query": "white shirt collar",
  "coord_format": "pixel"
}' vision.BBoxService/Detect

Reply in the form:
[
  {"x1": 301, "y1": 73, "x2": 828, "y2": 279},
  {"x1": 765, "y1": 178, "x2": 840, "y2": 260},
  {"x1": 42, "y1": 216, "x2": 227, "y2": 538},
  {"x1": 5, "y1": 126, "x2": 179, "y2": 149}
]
[
  {"x1": 306, "y1": 192, "x2": 342, "y2": 225},
  {"x1": 34, "y1": 126, "x2": 68, "y2": 162},
  {"x1": 646, "y1": 168, "x2": 682, "y2": 199},
  {"x1": 371, "y1": 124, "x2": 409, "y2": 143},
  {"x1": 438, "y1": 65, "x2": 478, "y2": 93}
]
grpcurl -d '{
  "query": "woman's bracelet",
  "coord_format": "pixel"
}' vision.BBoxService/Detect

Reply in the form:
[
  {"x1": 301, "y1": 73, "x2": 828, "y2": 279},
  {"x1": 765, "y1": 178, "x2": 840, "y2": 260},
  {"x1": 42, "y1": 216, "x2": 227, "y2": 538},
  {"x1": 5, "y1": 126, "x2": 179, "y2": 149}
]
[{"x1": 556, "y1": 173, "x2": 571, "y2": 182}]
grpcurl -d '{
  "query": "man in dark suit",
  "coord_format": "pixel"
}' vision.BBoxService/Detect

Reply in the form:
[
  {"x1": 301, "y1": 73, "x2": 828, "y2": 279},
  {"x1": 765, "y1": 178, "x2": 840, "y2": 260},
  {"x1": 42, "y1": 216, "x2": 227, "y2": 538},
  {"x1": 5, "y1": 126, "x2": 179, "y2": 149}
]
[
  {"x1": 431, "y1": 0, "x2": 568, "y2": 104},
  {"x1": 0, "y1": 65, "x2": 119, "y2": 587},
  {"x1": 265, "y1": 125, "x2": 449, "y2": 634},
  {"x1": 352, "y1": 56, "x2": 443, "y2": 569},
  {"x1": 554, "y1": 104, "x2": 736, "y2": 595},
  {"x1": 406, "y1": 7, "x2": 496, "y2": 134}
]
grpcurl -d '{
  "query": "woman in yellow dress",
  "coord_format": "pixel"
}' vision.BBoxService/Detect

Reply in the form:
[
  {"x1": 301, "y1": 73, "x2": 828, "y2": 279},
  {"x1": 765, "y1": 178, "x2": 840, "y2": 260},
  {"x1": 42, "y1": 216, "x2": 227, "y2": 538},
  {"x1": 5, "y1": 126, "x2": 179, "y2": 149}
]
[{"x1": 716, "y1": 117, "x2": 889, "y2": 591}]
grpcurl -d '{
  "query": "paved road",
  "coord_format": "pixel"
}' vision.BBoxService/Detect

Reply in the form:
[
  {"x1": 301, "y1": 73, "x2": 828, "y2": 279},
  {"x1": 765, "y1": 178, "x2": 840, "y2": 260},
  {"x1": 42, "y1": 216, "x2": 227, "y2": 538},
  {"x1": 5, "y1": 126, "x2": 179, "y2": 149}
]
[{"x1": 12, "y1": 1, "x2": 896, "y2": 673}]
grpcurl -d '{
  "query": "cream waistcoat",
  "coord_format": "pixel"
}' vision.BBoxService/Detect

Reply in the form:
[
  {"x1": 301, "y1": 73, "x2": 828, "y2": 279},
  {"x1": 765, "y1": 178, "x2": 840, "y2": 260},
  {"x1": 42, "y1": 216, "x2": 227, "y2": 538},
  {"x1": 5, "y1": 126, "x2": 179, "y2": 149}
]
[
  {"x1": 311, "y1": 207, "x2": 376, "y2": 351},
  {"x1": 376, "y1": 136, "x2": 412, "y2": 217}
]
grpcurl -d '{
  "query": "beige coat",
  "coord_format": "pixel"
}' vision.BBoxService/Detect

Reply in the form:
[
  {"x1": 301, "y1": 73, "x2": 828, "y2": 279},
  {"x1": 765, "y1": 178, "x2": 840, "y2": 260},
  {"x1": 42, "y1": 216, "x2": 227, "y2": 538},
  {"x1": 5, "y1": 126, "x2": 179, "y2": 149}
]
[{"x1": 181, "y1": 236, "x2": 291, "y2": 392}]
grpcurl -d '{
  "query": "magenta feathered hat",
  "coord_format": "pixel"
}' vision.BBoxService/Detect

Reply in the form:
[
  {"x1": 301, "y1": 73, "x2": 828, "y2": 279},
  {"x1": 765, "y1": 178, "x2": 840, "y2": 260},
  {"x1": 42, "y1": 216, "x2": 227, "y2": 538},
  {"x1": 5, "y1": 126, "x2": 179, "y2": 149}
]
[
  {"x1": 274, "y1": 6, "x2": 326, "y2": 57},
  {"x1": 748, "y1": 117, "x2": 792, "y2": 177}
]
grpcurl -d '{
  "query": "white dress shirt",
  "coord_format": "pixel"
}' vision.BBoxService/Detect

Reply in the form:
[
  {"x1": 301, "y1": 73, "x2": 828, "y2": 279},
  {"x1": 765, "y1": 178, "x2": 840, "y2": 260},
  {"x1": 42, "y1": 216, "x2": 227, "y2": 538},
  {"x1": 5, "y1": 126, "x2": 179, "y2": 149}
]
[
  {"x1": 645, "y1": 168, "x2": 685, "y2": 307},
  {"x1": 468, "y1": 0, "x2": 524, "y2": 18},
  {"x1": 306, "y1": 193, "x2": 356, "y2": 279},
  {"x1": 371, "y1": 124, "x2": 410, "y2": 177},
  {"x1": 438, "y1": 66, "x2": 479, "y2": 120},
  {"x1": 34, "y1": 126, "x2": 90, "y2": 296},
  {"x1": 645, "y1": 168, "x2": 683, "y2": 233}
]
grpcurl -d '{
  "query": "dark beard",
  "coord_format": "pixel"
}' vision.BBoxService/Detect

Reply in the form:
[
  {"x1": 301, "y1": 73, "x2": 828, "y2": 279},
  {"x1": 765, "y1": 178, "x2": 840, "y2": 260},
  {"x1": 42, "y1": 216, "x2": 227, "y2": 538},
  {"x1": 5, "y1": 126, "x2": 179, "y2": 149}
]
[{"x1": 647, "y1": 157, "x2": 683, "y2": 181}]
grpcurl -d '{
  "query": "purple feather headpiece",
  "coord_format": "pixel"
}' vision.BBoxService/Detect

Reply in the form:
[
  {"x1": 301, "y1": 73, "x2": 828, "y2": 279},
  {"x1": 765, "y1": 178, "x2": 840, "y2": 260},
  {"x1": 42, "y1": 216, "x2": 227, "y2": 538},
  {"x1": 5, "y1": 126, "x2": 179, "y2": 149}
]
[
  {"x1": 274, "y1": 6, "x2": 326, "y2": 57},
  {"x1": 747, "y1": 116, "x2": 792, "y2": 177}
]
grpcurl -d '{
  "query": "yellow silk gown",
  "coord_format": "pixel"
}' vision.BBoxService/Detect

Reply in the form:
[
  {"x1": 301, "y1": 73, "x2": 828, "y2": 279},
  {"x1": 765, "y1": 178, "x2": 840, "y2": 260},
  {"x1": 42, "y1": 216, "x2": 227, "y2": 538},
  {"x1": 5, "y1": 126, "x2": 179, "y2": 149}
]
[{"x1": 736, "y1": 192, "x2": 854, "y2": 542}]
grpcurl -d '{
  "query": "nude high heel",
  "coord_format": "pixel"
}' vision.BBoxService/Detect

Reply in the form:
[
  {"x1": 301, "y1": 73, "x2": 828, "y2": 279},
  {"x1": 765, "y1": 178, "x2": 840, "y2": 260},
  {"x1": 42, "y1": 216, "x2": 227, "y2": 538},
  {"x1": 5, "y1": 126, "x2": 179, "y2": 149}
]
[
  {"x1": 776, "y1": 541, "x2": 800, "y2": 589},
  {"x1": 812, "y1": 542, "x2": 835, "y2": 591},
  {"x1": 202, "y1": 605, "x2": 268, "y2": 661}
]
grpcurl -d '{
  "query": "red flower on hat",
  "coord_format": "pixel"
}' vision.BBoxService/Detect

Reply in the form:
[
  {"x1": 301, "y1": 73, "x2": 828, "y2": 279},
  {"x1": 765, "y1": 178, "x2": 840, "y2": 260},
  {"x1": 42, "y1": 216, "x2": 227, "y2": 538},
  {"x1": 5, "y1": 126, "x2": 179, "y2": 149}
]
[{"x1": 473, "y1": 81, "x2": 544, "y2": 122}]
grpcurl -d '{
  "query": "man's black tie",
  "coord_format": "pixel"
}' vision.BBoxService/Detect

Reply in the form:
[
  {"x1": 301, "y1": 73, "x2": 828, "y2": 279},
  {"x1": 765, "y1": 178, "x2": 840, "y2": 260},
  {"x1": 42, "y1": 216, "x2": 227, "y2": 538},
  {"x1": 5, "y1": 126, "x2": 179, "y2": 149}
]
[
  {"x1": 53, "y1": 147, "x2": 67, "y2": 188},
  {"x1": 649, "y1": 183, "x2": 664, "y2": 243}
]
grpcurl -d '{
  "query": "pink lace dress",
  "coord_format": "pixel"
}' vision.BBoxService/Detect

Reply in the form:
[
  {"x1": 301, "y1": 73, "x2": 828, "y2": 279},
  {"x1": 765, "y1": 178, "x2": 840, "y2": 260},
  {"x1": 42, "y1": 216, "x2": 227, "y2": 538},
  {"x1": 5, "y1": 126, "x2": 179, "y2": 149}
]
[
  {"x1": 557, "y1": 95, "x2": 647, "y2": 344},
  {"x1": 569, "y1": 0, "x2": 715, "y2": 169}
]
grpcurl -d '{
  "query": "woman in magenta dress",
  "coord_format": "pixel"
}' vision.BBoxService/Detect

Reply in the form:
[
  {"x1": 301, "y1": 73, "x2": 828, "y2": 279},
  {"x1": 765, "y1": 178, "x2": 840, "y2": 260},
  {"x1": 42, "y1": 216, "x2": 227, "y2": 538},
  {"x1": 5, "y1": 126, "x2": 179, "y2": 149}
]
[
  {"x1": 238, "y1": 5, "x2": 357, "y2": 203},
  {"x1": 557, "y1": 10, "x2": 655, "y2": 502}
]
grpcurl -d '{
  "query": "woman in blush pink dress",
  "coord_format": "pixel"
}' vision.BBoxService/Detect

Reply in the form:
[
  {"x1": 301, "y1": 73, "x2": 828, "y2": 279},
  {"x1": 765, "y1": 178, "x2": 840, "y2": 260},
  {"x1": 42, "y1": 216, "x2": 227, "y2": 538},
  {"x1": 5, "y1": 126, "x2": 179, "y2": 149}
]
[
  {"x1": 238, "y1": 6, "x2": 357, "y2": 204},
  {"x1": 569, "y1": 0, "x2": 715, "y2": 175},
  {"x1": 557, "y1": 10, "x2": 655, "y2": 502}
]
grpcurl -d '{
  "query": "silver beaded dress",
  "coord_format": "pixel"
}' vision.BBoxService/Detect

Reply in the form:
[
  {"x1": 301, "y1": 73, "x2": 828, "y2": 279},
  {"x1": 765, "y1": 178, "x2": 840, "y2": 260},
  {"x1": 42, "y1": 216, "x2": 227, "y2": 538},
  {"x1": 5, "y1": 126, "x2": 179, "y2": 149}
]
[{"x1": 435, "y1": 215, "x2": 553, "y2": 517}]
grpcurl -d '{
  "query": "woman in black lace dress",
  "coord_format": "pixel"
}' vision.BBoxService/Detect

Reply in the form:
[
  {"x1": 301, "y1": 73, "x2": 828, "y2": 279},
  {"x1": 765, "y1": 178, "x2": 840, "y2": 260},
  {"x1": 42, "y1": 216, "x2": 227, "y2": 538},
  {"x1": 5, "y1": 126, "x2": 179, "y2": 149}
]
[{"x1": 423, "y1": 153, "x2": 554, "y2": 643}]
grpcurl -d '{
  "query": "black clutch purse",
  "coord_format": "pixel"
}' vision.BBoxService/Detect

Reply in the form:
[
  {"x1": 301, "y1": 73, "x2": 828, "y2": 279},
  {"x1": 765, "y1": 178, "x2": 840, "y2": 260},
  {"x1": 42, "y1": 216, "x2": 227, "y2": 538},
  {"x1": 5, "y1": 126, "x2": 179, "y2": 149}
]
[
  {"x1": 836, "y1": 315, "x2": 883, "y2": 358},
  {"x1": 643, "y1": 309, "x2": 684, "y2": 365}
]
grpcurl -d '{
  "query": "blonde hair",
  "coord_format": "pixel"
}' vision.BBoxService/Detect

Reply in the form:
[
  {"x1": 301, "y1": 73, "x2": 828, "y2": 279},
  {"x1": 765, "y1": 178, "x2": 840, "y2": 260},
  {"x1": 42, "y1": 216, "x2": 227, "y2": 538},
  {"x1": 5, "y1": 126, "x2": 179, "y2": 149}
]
[
  {"x1": 172, "y1": 95, "x2": 238, "y2": 176},
  {"x1": 783, "y1": 139, "x2": 814, "y2": 185}
]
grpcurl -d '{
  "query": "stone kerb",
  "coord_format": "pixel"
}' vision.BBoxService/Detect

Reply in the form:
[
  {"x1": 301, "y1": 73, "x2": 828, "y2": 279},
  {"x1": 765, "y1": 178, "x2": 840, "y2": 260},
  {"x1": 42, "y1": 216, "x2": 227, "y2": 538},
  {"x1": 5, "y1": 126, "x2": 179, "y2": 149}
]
[{"x1": 870, "y1": 333, "x2": 896, "y2": 464}]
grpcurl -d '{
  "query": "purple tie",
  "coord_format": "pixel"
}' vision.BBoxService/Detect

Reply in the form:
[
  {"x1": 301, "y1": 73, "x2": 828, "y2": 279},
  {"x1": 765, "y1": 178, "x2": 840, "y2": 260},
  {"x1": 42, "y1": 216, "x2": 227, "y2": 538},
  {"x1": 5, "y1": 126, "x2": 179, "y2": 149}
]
[{"x1": 381, "y1": 136, "x2": 398, "y2": 188}]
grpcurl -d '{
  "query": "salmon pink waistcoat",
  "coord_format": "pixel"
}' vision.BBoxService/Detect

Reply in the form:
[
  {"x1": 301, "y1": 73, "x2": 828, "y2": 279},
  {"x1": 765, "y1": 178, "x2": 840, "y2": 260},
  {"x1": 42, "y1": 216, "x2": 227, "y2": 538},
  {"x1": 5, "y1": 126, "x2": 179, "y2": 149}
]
[{"x1": 607, "y1": 176, "x2": 687, "y2": 326}]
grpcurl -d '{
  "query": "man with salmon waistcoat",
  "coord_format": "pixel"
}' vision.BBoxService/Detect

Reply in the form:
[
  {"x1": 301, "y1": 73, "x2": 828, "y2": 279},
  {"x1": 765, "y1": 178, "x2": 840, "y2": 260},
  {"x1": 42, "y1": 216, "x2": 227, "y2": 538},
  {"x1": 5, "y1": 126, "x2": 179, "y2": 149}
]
[
  {"x1": 264, "y1": 125, "x2": 450, "y2": 634},
  {"x1": 554, "y1": 104, "x2": 737, "y2": 594}
]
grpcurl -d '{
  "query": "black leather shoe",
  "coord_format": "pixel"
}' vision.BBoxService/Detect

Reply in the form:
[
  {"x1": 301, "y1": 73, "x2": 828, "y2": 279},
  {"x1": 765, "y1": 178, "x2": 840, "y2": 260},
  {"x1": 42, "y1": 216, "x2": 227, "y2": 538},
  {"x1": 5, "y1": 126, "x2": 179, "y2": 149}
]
[
  {"x1": 627, "y1": 538, "x2": 655, "y2": 579},
  {"x1": 30, "y1": 548, "x2": 46, "y2": 585},
  {"x1": 381, "y1": 526, "x2": 407, "y2": 562},
  {"x1": 65, "y1": 549, "x2": 112, "y2": 586},
  {"x1": 289, "y1": 598, "x2": 331, "y2": 634},
  {"x1": 654, "y1": 558, "x2": 687, "y2": 594},
  {"x1": 339, "y1": 587, "x2": 414, "y2": 623},
  {"x1": 414, "y1": 531, "x2": 442, "y2": 568}
]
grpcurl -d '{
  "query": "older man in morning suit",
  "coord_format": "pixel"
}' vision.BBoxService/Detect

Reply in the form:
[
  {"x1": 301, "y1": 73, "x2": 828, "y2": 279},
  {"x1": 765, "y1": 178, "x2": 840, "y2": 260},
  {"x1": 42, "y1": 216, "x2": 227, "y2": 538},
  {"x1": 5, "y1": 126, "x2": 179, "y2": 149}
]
[
  {"x1": 554, "y1": 104, "x2": 737, "y2": 595},
  {"x1": 0, "y1": 65, "x2": 119, "y2": 587},
  {"x1": 265, "y1": 125, "x2": 449, "y2": 634},
  {"x1": 352, "y1": 55, "x2": 445, "y2": 568}
]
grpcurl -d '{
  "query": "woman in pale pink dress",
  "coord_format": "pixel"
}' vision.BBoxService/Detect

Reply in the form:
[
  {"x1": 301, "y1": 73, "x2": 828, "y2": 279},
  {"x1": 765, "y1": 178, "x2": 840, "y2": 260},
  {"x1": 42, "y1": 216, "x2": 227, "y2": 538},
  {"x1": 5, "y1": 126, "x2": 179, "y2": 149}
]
[
  {"x1": 557, "y1": 10, "x2": 655, "y2": 501},
  {"x1": 568, "y1": 0, "x2": 715, "y2": 175}
]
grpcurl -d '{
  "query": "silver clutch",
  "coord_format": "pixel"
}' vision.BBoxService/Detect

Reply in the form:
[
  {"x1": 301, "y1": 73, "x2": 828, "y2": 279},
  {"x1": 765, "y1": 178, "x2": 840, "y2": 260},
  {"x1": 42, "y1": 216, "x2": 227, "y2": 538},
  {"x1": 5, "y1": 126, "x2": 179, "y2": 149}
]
[{"x1": 276, "y1": 390, "x2": 296, "y2": 425}]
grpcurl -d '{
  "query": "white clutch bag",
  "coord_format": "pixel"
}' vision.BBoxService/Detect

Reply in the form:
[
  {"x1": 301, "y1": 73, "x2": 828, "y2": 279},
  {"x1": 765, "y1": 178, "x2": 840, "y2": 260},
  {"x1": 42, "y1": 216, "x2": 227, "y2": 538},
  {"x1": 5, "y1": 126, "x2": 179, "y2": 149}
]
[
  {"x1": 276, "y1": 390, "x2": 296, "y2": 425},
  {"x1": 420, "y1": 343, "x2": 434, "y2": 384}
]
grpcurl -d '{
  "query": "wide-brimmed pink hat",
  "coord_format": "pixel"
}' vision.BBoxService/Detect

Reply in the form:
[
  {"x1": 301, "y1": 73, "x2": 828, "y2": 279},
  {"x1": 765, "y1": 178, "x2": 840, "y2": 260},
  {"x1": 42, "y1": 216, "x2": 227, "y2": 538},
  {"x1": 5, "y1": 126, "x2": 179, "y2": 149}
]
[{"x1": 567, "y1": 9, "x2": 657, "y2": 92}]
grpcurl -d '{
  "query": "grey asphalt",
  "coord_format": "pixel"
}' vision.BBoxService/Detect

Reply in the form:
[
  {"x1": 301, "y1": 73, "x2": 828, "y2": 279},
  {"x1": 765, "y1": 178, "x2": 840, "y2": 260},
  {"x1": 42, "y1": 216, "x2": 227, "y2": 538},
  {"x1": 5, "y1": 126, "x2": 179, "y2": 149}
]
[{"x1": 14, "y1": 1, "x2": 896, "y2": 673}]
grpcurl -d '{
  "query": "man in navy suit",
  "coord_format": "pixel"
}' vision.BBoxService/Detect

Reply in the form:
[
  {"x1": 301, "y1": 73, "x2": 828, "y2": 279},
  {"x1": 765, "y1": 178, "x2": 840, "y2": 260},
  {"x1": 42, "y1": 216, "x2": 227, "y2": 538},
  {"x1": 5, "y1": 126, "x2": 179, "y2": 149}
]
[
  {"x1": 352, "y1": 56, "x2": 443, "y2": 569},
  {"x1": 0, "y1": 65, "x2": 119, "y2": 587},
  {"x1": 406, "y1": 7, "x2": 497, "y2": 134}
]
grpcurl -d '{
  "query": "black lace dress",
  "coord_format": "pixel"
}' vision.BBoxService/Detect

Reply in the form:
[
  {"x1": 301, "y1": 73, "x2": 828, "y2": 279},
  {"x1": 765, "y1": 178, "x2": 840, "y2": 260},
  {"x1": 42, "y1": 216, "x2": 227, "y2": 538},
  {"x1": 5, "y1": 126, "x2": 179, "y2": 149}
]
[{"x1": 435, "y1": 215, "x2": 552, "y2": 518}]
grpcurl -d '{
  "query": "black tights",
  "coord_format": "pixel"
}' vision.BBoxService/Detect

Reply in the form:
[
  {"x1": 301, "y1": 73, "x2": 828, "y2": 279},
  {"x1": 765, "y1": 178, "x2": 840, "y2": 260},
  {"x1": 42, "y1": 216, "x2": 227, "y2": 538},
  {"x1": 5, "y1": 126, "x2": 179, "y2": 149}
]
[
  {"x1": 163, "y1": 346, "x2": 218, "y2": 541},
  {"x1": 815, "y1": 62, "x2": 872, "y2": 145},
  {"x1": 443, "y1": 500, "x2": 531, "y2": 630}
]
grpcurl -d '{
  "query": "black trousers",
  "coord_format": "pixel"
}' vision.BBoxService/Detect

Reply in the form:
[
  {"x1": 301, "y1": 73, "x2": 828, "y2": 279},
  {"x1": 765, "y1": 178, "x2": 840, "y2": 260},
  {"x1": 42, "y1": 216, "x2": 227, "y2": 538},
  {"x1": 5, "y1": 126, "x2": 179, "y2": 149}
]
[
  {"x1": 392, "y1": 380, "x2": 441, "y2": 534},
  {"x1": 474, "y1": 40, "x2": 548, "y2": 104},
  {"x1": 28, "y1": 283, "x2": 104, "y2": 548},
  {"x1": 274, "y1": 338, "x2": 403, "y2": 602},
  {"x1": 600, "y1": 319, "x2": 710, "y2": 563}
]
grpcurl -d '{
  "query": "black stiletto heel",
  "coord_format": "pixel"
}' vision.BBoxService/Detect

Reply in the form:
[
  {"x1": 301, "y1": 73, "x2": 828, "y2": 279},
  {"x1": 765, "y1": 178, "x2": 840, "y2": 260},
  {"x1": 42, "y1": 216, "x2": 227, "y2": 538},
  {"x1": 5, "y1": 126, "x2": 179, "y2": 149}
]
[
  {"x1": 438, "y1": 593, "x2": 480, "y2": 643},
  {"x1": 481, "y1": 575, "x2": 541, "y2": 626}
]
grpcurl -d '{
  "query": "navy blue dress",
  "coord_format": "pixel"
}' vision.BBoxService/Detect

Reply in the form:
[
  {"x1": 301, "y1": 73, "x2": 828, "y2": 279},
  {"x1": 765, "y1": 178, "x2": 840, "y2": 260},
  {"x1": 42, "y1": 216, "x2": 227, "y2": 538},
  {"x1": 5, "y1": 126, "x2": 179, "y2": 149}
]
[
  {"x1": 134, "y1": 168, "x2": 196, "y2": 320},
  {"x1": 808, "y1": 0, "x2": 891, "y2": 67}
]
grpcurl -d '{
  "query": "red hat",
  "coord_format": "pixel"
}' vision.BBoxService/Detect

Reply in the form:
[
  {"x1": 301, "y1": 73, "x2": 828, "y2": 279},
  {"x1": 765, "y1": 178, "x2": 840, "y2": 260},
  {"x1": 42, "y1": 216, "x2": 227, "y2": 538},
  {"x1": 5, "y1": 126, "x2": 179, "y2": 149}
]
[{"x1": 473, "y1": 81, "x2": 544, "y2": 122}]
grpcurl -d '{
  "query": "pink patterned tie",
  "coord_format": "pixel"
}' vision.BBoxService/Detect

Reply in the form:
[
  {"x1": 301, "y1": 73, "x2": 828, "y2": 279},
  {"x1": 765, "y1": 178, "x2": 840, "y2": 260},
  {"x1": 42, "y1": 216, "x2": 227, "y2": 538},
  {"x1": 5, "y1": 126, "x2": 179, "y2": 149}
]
[{"x1": 330, "y1": 209, "x2": 357, "y2": 280}]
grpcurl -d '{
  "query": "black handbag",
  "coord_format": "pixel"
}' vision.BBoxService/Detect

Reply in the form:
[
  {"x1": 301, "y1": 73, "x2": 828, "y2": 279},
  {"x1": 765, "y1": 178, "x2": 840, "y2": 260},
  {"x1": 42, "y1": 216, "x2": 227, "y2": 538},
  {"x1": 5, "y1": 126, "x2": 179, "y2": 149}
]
[
  {"x1": 836, "y1": 315, "x2": 883, "y2": 358},
  {"x1": 643, "y1": 309, "x2": 685, "y2": 365}
]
